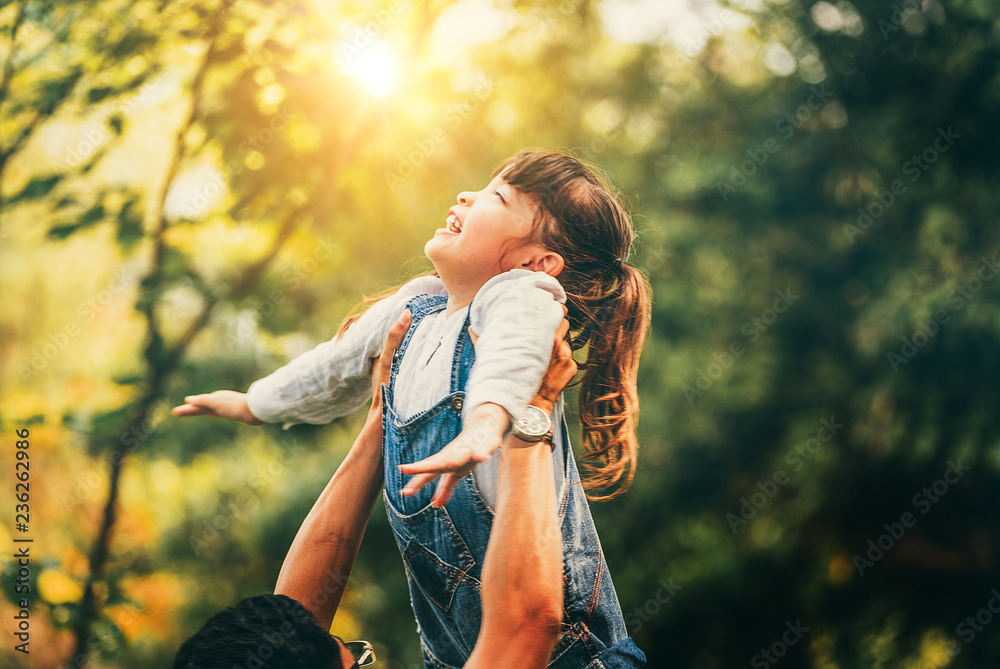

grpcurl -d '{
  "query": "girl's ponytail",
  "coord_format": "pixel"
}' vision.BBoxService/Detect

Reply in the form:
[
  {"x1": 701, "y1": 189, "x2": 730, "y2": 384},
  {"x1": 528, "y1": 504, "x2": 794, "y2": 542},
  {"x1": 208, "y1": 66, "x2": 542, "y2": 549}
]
[{"x1": 576, "y1": 263, "x2": 651, "y2": 500}]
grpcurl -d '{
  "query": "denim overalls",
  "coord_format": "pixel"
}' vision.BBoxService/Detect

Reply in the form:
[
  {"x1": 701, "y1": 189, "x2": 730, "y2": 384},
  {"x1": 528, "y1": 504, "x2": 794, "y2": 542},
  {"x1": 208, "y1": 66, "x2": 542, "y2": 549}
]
[{"x1": 382, "y1": 294, "x2": 646, "y2": 668}]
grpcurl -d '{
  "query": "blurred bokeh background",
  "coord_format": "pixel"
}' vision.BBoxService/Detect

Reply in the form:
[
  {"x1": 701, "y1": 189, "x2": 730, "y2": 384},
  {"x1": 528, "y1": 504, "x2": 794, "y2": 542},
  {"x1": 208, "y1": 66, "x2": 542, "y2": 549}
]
[{"x1": 2, "y1": 0, "x2": 999, "y2": 666}]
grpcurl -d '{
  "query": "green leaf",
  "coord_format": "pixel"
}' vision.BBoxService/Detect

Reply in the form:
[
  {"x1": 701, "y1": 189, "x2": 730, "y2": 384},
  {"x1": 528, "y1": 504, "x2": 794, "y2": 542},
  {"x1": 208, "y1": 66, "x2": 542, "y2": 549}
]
[
  {"x1": 90, "y1": 406, "x2": 133, "y2": 439},
  {"x1": 112, "y1": 29, "x2": 158, "y2": 59},
  {"x1": 79, "y1": 148, "x2": 106, "y2": 174},
  {"x1": 81, "y1": 204, "x2": 106, "y2": 226},
  {"x1": 161, "y1": 246, "x2": 191, "y2": 283},
  {"x1": 64, "y1": 405, "x2": 135, "y2": 457},
  {"x1": 117, "y1": 199, "x2": 144, "y2": 251},
  {"x1": 47, "y1": 204, "x2": 105, "y2": 240},
  {"x1": 134, "y1": 275, "x2": 159, "y2": 314},
  {"x1": 22, "y1": 3, "x2": 51, "y2": 24},
  {"x1": 47, "y1": 223, "x2": 85, "y2": 239},
  {"x1": 87, "y1": 86, "x2": 115, "y2": 104},
  {"x1": 38, "y1": 69, "x2": 83, "y2": 112},
  {"x1": 8, "y1": 175, "x2": 62, "y2": 204},
  {"x1": 112, "y1": 373, "x2": 146, "y2": 387}
]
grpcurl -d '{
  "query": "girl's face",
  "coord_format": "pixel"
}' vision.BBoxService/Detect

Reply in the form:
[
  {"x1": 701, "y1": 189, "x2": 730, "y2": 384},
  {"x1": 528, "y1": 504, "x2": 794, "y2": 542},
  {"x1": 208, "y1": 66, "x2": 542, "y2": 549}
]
[{"x1": 424, "y1": 174, "x2": 544, "y2": 291}]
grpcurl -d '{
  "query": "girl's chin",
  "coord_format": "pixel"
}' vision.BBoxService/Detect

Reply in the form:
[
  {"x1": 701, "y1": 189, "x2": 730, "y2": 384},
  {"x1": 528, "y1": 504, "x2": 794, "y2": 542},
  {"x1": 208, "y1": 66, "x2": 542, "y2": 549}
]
[
  {"x1": 425, "y1": 235, "x2": 459, "y2": 256},
  {"x1": 423, "y1": 243, "x2": 451, "y2": 270}
]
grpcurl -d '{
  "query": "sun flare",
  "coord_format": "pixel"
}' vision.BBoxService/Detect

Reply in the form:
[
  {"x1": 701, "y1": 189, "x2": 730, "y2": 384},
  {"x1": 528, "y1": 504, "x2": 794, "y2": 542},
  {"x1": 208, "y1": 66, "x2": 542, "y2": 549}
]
[{"x1": 338, "y1": 38, "x2": 399, "y2": 99}]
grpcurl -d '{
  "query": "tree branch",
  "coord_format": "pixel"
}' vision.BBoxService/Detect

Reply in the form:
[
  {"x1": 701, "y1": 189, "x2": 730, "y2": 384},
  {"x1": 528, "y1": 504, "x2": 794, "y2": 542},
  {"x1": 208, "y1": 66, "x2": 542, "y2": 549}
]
[{"x1": 69, "y1": 2, "x2": 236, "y2": 664}]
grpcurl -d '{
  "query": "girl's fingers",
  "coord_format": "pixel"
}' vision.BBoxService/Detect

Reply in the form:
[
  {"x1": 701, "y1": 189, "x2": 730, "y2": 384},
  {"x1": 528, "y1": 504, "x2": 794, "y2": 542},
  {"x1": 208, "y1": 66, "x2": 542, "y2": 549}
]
[
  {"x1": 398, "y1": 454, "x2": 448, "y2": 475},
  {"x1": 171, "y1": 403, "x2": 212, "y2": 417},
  {"x1": 432, "y1": 473, "x2": 460, "y2": 507},
  {"x1": 401, "y1": 461, "x2": 471, "y2": 505},
  {"x1": 399, "y1": 445, "x2": 471, "y2": 474},
  {"x1": 184, "y1": 394, "x2": 218, "y2": 409},
  {"x1": 402, "y1": 472, "x2": 438, "y2": 496}
]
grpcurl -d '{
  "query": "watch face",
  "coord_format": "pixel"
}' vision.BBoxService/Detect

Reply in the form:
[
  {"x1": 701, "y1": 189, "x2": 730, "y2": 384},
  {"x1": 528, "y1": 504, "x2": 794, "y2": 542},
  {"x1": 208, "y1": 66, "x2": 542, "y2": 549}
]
[{"x1": 516, "y1": 406, "x2": 549, "y2": 436}]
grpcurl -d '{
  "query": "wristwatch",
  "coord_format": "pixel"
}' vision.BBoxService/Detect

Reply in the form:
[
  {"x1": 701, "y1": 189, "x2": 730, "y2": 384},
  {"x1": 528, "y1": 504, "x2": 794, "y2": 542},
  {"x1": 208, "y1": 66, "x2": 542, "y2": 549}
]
[{"x1": 510, "y1": 405, "x2": 553, "y2": 443}]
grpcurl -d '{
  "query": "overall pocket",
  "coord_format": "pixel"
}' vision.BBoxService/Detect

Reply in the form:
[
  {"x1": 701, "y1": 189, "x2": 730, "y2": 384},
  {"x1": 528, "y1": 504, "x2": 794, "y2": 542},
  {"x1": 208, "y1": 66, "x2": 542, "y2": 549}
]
[
  {"x1": 383, "y1": 390, "x2": 465, "y2": 515},
  {"x1": 385, "y1": 496, "x2": 483, "y2": 666},
  {"x1": 384, "y1": 497, "x2": 478, "y2": 612}
]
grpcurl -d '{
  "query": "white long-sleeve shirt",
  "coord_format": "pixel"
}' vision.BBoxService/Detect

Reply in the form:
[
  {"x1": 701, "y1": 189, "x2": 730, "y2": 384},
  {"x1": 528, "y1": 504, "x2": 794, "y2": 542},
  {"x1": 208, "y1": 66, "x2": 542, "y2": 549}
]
[{"x1": 246, "y1": 269, "x2": 568, "y2": 507}]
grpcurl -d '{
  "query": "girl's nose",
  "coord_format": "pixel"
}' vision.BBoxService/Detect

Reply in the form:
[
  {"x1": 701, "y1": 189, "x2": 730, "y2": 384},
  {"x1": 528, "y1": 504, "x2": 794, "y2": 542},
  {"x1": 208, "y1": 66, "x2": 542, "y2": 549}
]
[{"x1": 457, "y1": 191, "x2": 475, "y2": 206}]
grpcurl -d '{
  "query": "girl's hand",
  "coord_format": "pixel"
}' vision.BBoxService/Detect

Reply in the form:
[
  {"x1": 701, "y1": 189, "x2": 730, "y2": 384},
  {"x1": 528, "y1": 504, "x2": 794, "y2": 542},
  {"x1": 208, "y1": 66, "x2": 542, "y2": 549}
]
[
  {"x1": 400, "y1": 403, "x2": 507, "y2": 508},
  {"x1": 171, "y1": 390, "x2": 263, "y2": 425}
]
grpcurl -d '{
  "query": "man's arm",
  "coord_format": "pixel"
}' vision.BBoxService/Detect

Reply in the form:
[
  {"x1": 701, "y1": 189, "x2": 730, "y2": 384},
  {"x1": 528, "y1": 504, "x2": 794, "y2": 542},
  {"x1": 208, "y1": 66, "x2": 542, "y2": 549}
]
[
  {"x1": 466, "y1": 320, "x2": 575, "y2": 668},
  {"x1": 464, "y1": 432, "x2": 563, "y2": 668},
  {"x1": 273, "y1": 310, "x2": 411, "y2": 630}
]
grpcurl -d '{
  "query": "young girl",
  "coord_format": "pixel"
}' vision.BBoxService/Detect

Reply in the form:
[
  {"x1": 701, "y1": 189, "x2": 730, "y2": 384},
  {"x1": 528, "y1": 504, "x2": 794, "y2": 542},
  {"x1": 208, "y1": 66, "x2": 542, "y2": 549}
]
[{"x1": 174, "y1": 150, "x2": 651, "y2": 667}]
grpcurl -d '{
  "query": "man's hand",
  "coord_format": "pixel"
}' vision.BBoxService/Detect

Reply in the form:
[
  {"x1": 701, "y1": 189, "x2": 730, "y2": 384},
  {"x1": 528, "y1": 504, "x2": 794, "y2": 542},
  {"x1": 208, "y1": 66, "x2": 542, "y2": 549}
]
[
  {"x1": 399, "y1": 318, "x2": 576, "y2": 508},
  {"x1": 362, "y1": 309, "x2": 412, "y2": 431},
  {"x1": 171, "y1": 390, "x2": 262, "y2": 425},
  {"x1": 530, "y1": 318, "x2": 576, "y2": 413}
]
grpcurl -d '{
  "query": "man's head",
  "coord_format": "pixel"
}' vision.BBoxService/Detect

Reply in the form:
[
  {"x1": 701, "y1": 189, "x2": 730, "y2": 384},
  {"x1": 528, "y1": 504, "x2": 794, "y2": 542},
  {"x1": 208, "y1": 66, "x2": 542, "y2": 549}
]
[{"x1": 173, "y1": 594, "x2": 362, "y2": 669}]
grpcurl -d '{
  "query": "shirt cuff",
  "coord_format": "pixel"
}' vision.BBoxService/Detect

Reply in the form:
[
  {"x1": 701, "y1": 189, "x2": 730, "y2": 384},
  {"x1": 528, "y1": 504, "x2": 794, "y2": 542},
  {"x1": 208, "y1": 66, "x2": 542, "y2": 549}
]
[
  {"x1": 246, "y1": 379, "x2": 295, "y2": 426},
  {"x1": 463, "y1": 389, "x2": 527, "y2": 425}
]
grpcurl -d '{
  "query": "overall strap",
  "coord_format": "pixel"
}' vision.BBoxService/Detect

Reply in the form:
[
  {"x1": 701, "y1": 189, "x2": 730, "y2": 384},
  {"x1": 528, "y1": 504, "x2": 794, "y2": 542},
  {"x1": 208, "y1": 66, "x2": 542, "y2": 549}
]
[
  {"x1": 387, "y1": 294, "x2": 449, "y2": 391},
  {"x1": 449, "y1": 305, "x2": 475, "y2": 395}
]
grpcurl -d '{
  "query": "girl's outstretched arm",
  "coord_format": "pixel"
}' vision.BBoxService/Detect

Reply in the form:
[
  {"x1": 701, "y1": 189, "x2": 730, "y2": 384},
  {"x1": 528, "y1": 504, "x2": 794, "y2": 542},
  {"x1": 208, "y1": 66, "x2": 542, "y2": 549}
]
[
  {"x1": 273, "y1": 310, "x2": 411, "y2": 630},
  {"x1": 171, "y1": 390, "x2": 262, "y2": 425}
]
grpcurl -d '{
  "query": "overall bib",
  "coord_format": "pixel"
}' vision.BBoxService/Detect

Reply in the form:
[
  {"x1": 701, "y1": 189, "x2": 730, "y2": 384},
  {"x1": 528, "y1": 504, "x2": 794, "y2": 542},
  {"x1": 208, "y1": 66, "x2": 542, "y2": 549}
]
[{"x1": 382, "y1": 294, "x2": 646, "y2": 668}]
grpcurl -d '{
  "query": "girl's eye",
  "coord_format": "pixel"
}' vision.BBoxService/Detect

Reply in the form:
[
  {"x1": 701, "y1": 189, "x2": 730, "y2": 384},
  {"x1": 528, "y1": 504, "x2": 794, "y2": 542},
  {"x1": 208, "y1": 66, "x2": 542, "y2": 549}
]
[{"x1": 494, "y1": 190, "x2": 507, "y2": 204}]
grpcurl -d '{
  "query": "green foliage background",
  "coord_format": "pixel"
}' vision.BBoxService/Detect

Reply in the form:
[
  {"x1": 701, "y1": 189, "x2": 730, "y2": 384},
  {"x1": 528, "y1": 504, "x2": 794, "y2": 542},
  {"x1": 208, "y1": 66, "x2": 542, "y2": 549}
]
[{"x1": 1, "y1": 0, "x2": 998, "y2": 667}]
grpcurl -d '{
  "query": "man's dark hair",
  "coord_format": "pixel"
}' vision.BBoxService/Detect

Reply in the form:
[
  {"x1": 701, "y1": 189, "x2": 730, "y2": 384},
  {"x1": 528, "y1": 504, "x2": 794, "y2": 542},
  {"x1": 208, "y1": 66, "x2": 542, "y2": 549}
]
[{"x1": 173, "y1": 594, "x2": 342, "y2": 669}]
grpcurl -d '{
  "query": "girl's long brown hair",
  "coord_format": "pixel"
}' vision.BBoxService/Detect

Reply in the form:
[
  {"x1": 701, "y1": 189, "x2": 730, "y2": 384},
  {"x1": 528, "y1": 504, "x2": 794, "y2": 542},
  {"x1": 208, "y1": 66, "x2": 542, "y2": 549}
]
[
  {"x1": 499, "y1": 151, "x2": 651, "y2": 500},
  {"x1": 338, "y1": 151, "x2": 651, "y2": 500}
]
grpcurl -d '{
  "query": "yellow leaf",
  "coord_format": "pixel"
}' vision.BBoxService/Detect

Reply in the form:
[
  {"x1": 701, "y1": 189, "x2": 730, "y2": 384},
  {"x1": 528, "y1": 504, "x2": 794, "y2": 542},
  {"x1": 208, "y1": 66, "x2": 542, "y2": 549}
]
[{"x1": 39, "y1": 570, "x2": 84, "y2": 605}]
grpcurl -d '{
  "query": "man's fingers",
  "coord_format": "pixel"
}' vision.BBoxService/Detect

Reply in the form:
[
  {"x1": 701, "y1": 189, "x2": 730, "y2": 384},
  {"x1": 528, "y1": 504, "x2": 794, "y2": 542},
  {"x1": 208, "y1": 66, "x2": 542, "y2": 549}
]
[
  {"x1": 555, "y1": 317, "x2": 570, "y2": 342},
  {"x1": 374, "y1": 310, "x2": 411, "y2": 389},
  {"x1": 384, "y1": 311, "x2": 411, "y2": 356}
]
